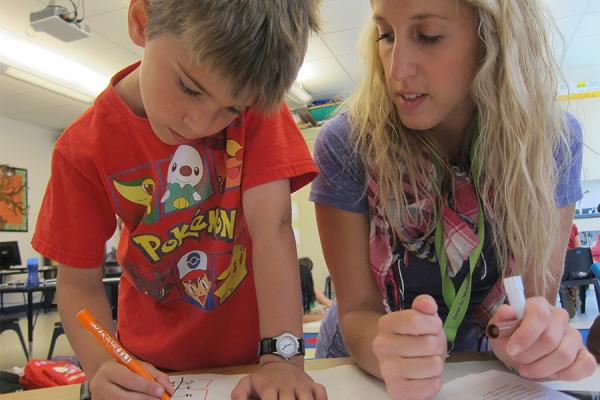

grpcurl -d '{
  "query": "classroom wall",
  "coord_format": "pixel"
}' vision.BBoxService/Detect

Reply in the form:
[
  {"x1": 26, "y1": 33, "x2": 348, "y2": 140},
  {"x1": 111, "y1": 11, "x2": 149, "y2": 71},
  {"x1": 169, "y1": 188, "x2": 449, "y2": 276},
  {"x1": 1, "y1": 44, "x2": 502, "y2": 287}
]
[
  {"x1": 0, "y1": 116, "x2": 58, "y2": 305},
  {"x1": 0, "y1": 116, "x2": 58, "y2": 261}
]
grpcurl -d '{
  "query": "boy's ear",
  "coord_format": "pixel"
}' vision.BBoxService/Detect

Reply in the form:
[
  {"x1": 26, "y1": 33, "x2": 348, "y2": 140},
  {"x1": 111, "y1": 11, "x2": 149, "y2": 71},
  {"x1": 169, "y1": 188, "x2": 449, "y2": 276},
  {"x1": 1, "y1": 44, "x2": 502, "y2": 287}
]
[{"x1": 128, "y1": 0, "x2": 148, "y2": 48}]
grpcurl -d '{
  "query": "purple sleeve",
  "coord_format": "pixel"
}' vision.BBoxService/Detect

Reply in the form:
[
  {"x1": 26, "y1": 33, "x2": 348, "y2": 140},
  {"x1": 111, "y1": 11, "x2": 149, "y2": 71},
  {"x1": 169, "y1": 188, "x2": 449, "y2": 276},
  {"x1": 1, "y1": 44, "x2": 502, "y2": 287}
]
[
  {"x1": 555, "y1": 113, "x2": 583, "y2": 207},
  {"x1": 309, "y1": 114, "x2": 368, "y2": 213}
]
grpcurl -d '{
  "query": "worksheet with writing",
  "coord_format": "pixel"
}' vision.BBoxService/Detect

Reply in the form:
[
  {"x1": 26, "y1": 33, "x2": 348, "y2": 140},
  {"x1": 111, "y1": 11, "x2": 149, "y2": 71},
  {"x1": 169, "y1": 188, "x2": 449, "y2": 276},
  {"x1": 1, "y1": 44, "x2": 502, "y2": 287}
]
[
  {"x1": 167, "y1": 366, "x2": 576, "y2": 399},
  {"x1": 434, "y1": 370, "x2": 573, "y2": 400}
]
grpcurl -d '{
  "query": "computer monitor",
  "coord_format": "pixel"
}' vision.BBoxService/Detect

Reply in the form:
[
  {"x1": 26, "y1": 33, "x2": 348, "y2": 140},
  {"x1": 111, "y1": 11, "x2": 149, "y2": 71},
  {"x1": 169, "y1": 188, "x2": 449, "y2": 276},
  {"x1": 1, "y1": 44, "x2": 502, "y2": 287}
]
[{"x1": 0, "y1": 241, "x2": 22, "y2": 269}]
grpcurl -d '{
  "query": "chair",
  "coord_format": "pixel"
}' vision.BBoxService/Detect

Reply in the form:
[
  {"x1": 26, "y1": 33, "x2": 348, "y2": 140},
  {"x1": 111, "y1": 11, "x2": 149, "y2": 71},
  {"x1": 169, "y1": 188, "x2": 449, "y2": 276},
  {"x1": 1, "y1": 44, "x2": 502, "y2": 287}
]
[
  {"x1": 46, "y1": 321, "x2": 65, "y2": 359},
  {"x1": 559, "y1": 247, "x2": 600, "y2": 316},
  {"x1": 0, "y1": 316, "x2": 29, "y2": 361}
]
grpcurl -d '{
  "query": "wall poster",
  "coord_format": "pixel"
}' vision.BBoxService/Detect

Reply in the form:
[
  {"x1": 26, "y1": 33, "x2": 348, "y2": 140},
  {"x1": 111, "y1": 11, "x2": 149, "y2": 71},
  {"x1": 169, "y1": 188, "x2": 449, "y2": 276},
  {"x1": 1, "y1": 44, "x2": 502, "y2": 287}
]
[{"x1": 0, "y1": 165, "x2": 28, "y2": 232}]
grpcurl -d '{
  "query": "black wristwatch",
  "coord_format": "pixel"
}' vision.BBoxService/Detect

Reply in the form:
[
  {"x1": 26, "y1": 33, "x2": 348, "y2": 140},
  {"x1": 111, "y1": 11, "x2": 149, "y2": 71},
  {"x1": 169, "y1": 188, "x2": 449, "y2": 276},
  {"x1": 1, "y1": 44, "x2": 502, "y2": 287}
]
[{"x1": 258, "y1": 332, "x2": 305, "y2": 360}]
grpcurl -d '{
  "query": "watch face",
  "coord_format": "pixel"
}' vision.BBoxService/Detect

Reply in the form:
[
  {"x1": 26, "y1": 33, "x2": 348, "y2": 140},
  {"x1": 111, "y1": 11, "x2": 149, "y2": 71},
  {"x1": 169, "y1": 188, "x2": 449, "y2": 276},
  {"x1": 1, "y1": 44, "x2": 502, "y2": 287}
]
[{"x1": 276, "y1": 333, "x2": 298, "y2": 356}]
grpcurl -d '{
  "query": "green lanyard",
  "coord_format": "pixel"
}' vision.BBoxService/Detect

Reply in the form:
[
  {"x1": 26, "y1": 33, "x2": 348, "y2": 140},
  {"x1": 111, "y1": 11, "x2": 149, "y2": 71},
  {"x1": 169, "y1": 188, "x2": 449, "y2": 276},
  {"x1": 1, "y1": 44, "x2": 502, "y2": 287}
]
[{"x1": 433, "y1": 169, "x2": 485, "y2": 346}]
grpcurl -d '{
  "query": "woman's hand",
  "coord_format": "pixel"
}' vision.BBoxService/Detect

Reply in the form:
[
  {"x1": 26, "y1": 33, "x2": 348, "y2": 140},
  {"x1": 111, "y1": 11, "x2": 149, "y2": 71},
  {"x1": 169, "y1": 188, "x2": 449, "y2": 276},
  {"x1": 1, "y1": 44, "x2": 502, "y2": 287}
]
[
  {"x1": 89, "y1": 359, "x2": 173, "y2": 400},
  {"x1": 372, "y1": 295, "x2": 447, "y2": 400},
  {"x1": 231, "y1": 360, "x2": 327, "y2": 400},
  {"x1": 489, "y1": 296, "x2": 596, "y2": 380}
]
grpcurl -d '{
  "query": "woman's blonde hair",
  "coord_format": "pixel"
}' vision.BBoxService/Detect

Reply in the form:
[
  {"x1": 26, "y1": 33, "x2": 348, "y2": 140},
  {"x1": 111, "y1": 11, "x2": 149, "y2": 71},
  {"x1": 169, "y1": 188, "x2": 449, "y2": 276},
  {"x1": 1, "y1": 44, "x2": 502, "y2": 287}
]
[{"x1": 348, "y1": 0, "x2": 569, "y2": 296}]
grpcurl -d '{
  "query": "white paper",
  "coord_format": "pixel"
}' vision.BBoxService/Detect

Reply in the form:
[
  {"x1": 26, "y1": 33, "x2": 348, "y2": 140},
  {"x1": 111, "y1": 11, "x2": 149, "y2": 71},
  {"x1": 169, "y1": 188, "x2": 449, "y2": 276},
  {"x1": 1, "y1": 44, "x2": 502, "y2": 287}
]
[
  {"x1": 168, "y1": 366, "x2": 390, "y2": 399},
  {"x1": 166, "y1": 364, "x2": 598, "y2": 399},
  {"x1": 434, "y1": 370, "x2": 573, "y2": 400}
]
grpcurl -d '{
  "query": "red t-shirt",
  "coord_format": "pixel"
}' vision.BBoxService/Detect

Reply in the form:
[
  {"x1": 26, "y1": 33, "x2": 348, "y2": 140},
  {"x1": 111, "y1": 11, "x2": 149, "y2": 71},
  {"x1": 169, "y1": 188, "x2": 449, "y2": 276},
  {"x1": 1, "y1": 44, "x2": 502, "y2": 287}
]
[{"x1": 32, "y1": 63, "x2": 317, "y2": 371}]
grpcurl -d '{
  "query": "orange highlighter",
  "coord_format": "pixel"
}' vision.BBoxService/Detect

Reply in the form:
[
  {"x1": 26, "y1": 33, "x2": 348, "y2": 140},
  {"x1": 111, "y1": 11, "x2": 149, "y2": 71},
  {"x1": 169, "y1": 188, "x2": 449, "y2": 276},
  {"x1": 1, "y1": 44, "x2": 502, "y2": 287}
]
[{"x1": 76, "y1": 309, "x2": 171, "y2": 400}]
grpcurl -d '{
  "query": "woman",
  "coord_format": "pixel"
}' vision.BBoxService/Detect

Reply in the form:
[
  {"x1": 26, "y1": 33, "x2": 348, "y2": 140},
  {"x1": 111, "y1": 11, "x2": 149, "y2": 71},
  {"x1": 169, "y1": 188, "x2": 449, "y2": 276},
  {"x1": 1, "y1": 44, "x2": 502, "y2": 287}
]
[{"x1": 309, "y1": 1, "x2": 596, "y2": 399}]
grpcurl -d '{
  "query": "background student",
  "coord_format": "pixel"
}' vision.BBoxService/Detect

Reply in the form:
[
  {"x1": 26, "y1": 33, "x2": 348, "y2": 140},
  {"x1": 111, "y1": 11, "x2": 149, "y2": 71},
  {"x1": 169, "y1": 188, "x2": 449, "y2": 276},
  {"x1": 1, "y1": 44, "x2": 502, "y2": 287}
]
[
  {"x1": 309, "y1": 0, "x2": 596, "y2": 399},
  {"x1": 32, "y1": 1, "x2": 326, "y2": 399},
  {"x1": 299, "y1": 257, "x2": 332, "y2": 323}
]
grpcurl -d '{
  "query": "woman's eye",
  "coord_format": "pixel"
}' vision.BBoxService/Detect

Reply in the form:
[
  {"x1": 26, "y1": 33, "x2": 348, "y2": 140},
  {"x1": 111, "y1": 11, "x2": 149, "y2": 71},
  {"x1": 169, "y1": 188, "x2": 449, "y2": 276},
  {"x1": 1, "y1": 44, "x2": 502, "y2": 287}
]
[
  {"x1": 417, "y1": 33, "x2": 442, "y2": 45},
  {"x1": 177, "y1": 79, "x2": 202, "y2": 98},
  {"x1": 376, "y1": 32, "x2": 394, "y2": 44}
]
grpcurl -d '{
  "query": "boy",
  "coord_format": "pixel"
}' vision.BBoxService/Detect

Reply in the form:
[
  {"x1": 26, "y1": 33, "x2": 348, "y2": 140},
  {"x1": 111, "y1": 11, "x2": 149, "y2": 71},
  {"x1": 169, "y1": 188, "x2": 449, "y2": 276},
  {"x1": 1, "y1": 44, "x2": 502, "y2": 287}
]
[{"x1": 32, "y1": 1, "x2": 325, "y2": 399}]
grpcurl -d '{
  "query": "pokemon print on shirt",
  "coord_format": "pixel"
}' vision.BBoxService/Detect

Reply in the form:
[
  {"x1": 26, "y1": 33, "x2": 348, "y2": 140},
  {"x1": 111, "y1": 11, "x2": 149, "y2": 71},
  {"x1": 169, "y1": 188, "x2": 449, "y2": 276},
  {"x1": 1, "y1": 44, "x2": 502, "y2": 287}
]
[{"x1": 108, "y1": 133, "x2": 247, "y2": 312}]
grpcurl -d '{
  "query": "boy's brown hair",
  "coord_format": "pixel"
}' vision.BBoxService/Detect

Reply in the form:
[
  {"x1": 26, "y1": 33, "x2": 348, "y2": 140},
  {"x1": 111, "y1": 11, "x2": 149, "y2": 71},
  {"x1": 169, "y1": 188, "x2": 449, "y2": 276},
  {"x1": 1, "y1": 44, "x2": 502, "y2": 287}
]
[{"x1": 145, "y1": 0, "x2": 320, "y2": 110}]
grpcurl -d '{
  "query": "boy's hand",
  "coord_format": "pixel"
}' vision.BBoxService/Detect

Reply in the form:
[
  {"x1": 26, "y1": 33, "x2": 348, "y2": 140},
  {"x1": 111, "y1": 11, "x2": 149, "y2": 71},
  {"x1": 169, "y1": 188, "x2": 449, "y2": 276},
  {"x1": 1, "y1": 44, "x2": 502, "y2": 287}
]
[
  {"x1": 89, "y1": 359, "x2": 174, "y2": 400},
  {"x1": 231, "y1": 360, "x2": 327, "y2": 400},
  {"x1": 489, "y1": 296, "x2": 596, "y2": 381},
  {"x1": 372, "y1": 295, "x2": 447, "y2": 400}
]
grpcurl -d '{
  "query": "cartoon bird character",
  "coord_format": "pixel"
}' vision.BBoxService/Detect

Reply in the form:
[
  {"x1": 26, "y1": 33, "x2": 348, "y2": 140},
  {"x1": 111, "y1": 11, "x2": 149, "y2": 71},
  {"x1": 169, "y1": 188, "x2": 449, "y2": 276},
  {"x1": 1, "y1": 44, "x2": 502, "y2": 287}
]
[
  {"x1": 161, "y1": 145, "x2": 204, "y2": 213},
  {"x1": 224, "y1": 139, "x2": 243, "y2": 189},
  {"x1": 113, "y1": 177, "x2": 158, "y2": 223},
  {"x1": 214, "y1": 245, "x2": 248, "y2": 303},
  {"x1": 177, "y1": 250, "x2": 213, "y2": 309}
]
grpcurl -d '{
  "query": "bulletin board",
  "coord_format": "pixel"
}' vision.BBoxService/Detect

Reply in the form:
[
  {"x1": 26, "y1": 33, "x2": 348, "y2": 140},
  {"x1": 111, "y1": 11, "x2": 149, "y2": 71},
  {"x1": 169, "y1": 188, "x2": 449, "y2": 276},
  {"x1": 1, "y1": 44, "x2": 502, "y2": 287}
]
[{"x1": 0, "y1": 166, "x2": 28, "y2": 232}]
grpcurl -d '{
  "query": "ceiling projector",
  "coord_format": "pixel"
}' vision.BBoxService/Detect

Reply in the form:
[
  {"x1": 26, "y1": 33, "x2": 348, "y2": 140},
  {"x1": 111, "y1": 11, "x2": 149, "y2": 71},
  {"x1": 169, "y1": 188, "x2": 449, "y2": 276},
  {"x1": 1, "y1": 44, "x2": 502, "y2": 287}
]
[{"x1": 30, "y1": 5, "x2": 91, "y2": 42}]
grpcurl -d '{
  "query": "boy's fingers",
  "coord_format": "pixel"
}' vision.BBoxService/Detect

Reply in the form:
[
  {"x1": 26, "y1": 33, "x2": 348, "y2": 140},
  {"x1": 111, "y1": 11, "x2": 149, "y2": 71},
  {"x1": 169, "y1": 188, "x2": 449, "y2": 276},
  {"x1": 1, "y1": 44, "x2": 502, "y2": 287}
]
[
  {"x1": 154, "y1": 374, "x2": 174, "y2": 395},
  {"x1": 139, "y1": 362, "x2": 174, "y2": 394},
  {"x1": 311, "y1": 382, "x2": 328, "y2": 400},
  {"x1": 230, "y1": 375, "x2": 252, "y2": 400},
  {"x1": 105, "y1": 364, "x2": 166, "y2": 398}
]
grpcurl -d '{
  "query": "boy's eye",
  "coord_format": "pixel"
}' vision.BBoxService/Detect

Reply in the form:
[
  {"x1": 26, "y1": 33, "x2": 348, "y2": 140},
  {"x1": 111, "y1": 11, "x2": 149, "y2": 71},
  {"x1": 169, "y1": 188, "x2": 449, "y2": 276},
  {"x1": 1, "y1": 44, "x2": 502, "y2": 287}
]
[
  {"x1": 376, "y1": 32, "x2": 394, "y2": 44},
  {"x1": 228, "y1": 107, "x2": 244, "y2": 116},
  {"x1": 417, "y1": 33, "x2": 442, "y2": 45},
  {"x1": 177, "y1": 79, "x2": 202, "y2": 98}
]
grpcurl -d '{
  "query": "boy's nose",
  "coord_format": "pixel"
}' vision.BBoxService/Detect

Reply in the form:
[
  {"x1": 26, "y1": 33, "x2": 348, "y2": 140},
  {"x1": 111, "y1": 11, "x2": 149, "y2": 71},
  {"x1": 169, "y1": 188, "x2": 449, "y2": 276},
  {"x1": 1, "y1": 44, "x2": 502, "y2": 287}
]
[{"x1": 183, "y1": 110, "x2": 213, "y2": 138}]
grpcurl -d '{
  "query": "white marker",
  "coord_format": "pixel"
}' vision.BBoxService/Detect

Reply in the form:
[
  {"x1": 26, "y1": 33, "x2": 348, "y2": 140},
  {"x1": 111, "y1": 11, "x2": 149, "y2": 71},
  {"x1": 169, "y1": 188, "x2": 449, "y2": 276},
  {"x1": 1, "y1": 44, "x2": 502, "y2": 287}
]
[{"x1": 503, "y1": 276, "x2": 526, "y2": 320}]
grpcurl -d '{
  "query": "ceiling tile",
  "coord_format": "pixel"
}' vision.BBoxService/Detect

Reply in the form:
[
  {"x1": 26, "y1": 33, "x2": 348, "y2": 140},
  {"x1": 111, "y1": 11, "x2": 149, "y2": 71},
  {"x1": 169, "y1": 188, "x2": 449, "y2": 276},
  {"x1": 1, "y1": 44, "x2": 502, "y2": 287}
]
[
  {"x1": 0, "y1": 0, "x2": 47, "y2": 35},
  {"x1": 85, "y1": 8, "x2": 130, "y2": 47},
  {"x1": 319, "y1": 0, "x2": 370, "y2": 33},
  {"x1": 555, "y1": 16, "x2": 583, "y2": 45},
  {"x1": 322, "y1": 29, "x2": 362, "y2": 56},
  {"x1": 543, "y1": 0, "x2": 589, "y2": 19},
  {"x1": 574, "y1": 13, "x2": 600, "y2": 37},
  {"x1": 0, "y1": 74, "x2": 33, "y2": 96},
  {"x1": 587, "y1": 0, "x2": 600, "y2": 13},
  {"x1": 35, "y1": 0, "x2": 127, "y2": 19},
  {"x1": 564, "y1": 35, "x2": 600, "y2": 68},
  {"x1": 82, "y1": 46, "x2": 139, "y2": 77},
  {"x1": 305, "y1": 34, "x2": 333, "y2": 62},
  {"x1": 336, "y1": 52, "x2": 362, "y2": 83},
  {"x1": 562, "y1": 65, "x2": 600, "y2": 82},
  {"x1": 0, "y1": 92, "x2": 38, "y2": 115},
  {"x1": 301, "y1": 58, "x2": 355, "y2": 99}
]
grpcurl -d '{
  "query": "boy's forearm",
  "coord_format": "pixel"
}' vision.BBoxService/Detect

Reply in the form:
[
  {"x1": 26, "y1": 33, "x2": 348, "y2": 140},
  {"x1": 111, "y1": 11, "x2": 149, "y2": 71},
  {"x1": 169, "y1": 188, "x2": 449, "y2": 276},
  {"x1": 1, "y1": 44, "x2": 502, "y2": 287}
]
[
  {"x1": 57, "y1": 265, "x2": 115, "y2": 379},
  {"x1": 251, "y1": 222, "x2": 304, "y2": 367}
]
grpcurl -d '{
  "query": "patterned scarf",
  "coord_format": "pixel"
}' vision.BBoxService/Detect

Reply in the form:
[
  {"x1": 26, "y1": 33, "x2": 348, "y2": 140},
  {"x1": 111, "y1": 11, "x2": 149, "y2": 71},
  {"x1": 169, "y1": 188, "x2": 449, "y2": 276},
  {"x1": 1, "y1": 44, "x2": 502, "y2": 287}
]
[{"x1": 367, "y1": 153, "x2": 512, "y2": 326}]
